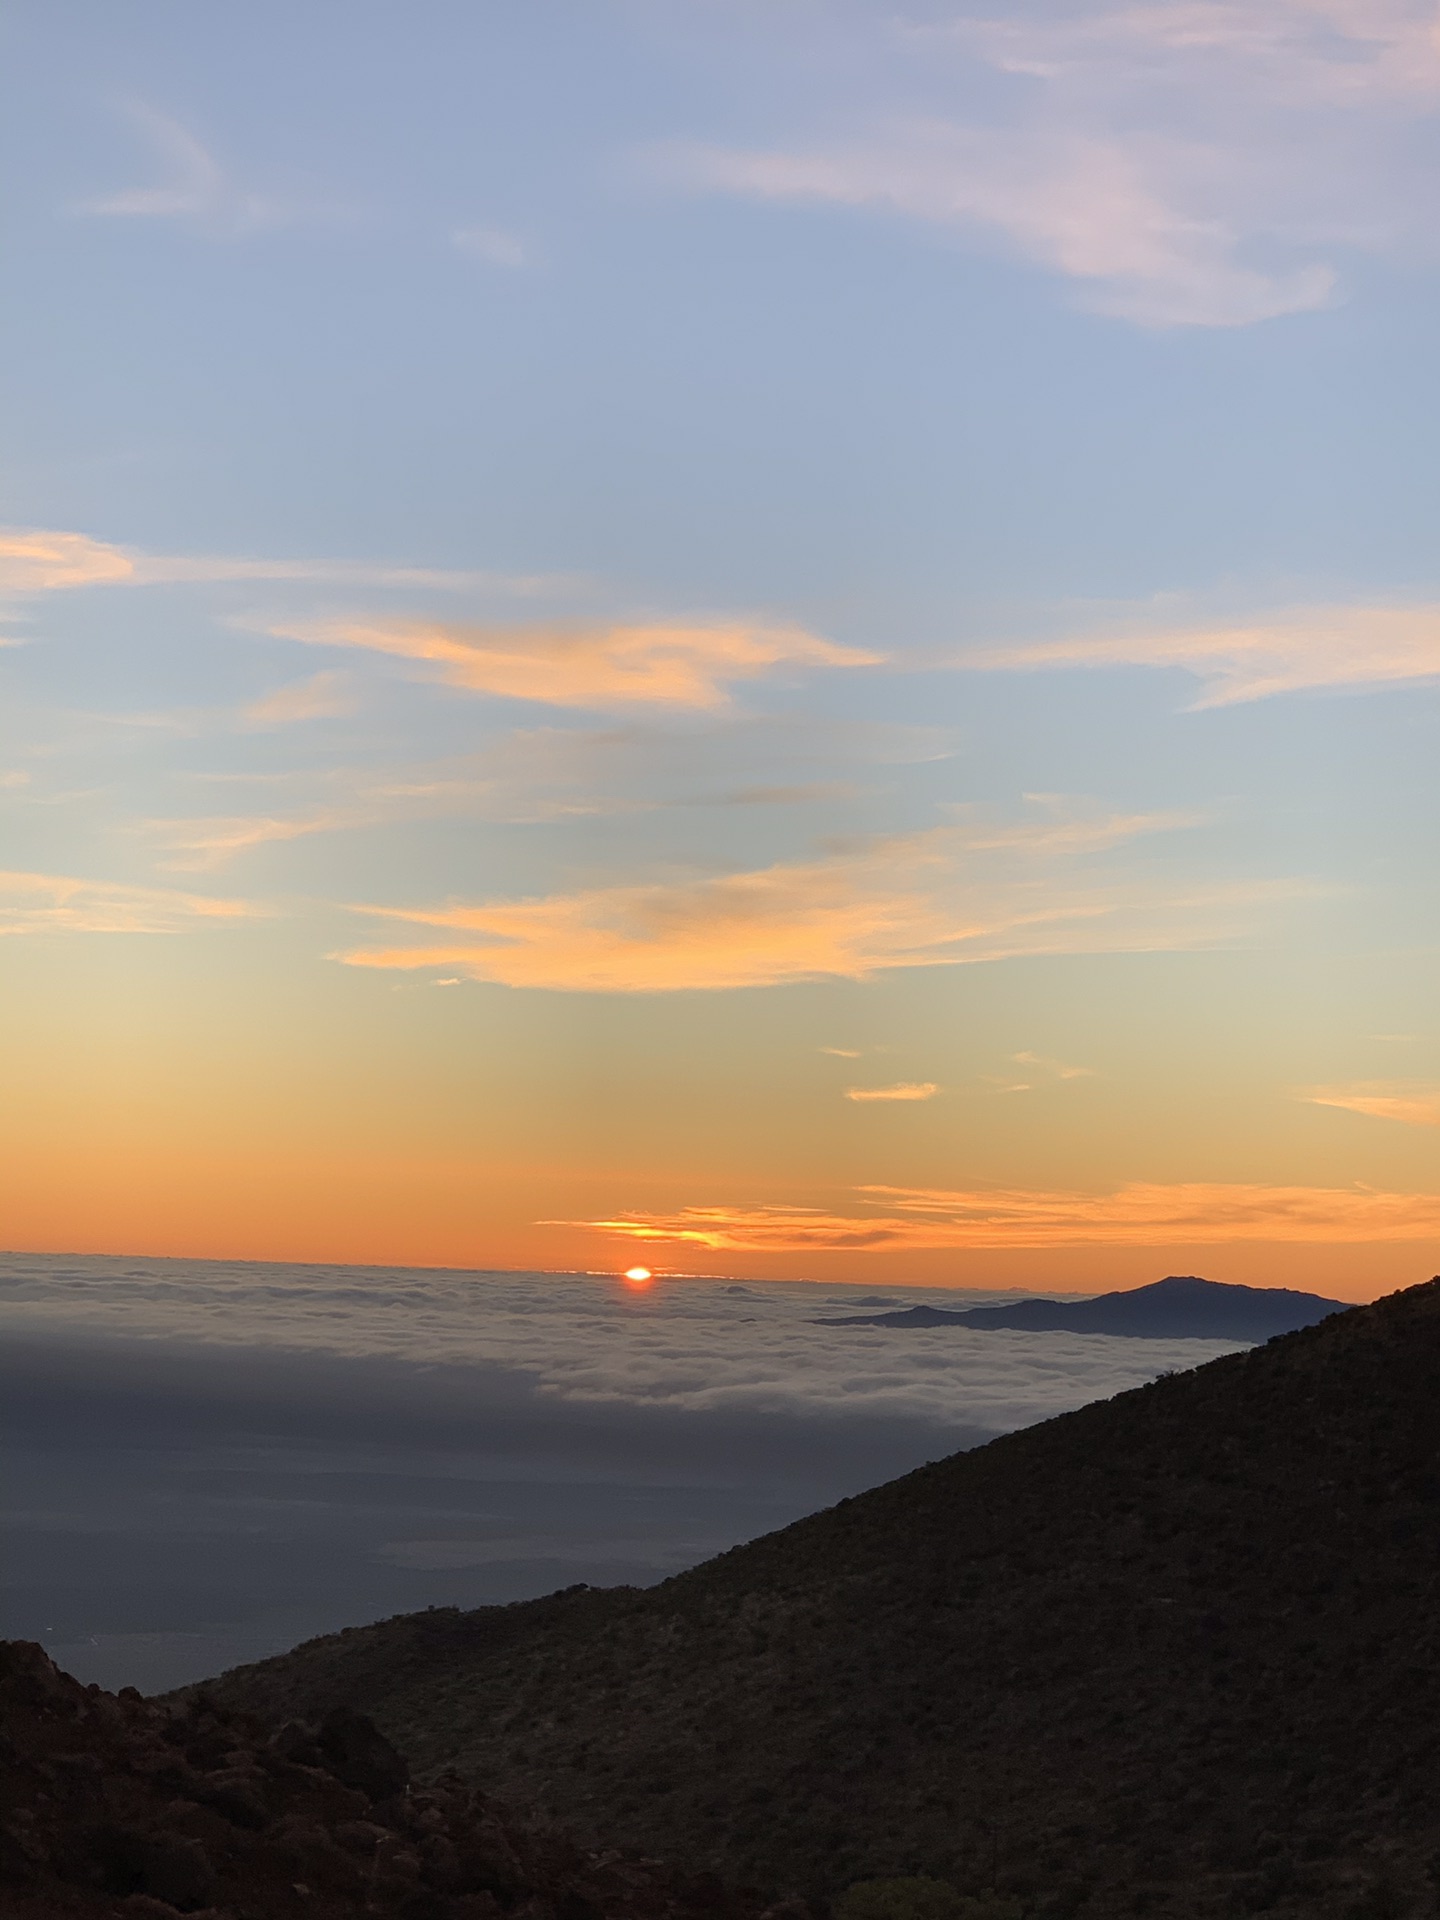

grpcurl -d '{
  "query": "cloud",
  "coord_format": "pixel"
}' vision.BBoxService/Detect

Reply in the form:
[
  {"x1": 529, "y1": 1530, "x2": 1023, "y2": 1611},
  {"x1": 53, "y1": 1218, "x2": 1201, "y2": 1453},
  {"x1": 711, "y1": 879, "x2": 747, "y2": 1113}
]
[
  {"x1": 270, "y1": 615, "x2": 879, "y2": 710},
  {"x1": 1013, "y1": 1050, "x2": 1094, "y2": 1079},
  {"x1": 243, "y1": 672, "x2": 357, "y2": 727},
  {"x1": 1300, "y1": 1081, "x2": 1440, "y2": 1127},
  {"x1": 332, "y1": 803, "x2": 1285, "y2": 992},
  {"x1": 452, "y1": 224, "x2": 530, "y2": 267},
  {"x1": 844, "y1": 1082, "x2": 939, "y2": 1102},
  {"x1": 820, "y1": 1046, "x2": 863, "y2": 1058},
  {"x1": 147, "y1": 809, "x2": 370, "y2": 872},
  {"x1": 0, "y1": 529, "x2": 137, "y2": 594},
  {"x1": 144, "y1": 731, "x2": 673, "y2": 872},
  {"x1": 76, "y1": 102, "x2": 352, "y2": 237},
  {"x1": 2, "y1": 1254, "x2": 1240, "y2": 1438},
  {"x1": 964, "y1": 603, "x2": 1440, "y2": 705},
  {"x1": 0, "y1": 870, "x2": 260, "y2": 936},
  {"x1": 577, "y1": 1179, "x2": 1440, "y2": 1252},
  {"x1": 0, "y1": 526, "x2": 550, "y2": 598},
  {"x1": 78, "y1": 104, "x2": 226, "y2": 221},
  {"x1": 665, "y1": 0, "x2": 1440, "y2": 326},
  {"x1": 681, "y1": 126, "x2": 1334, "y2": 327}
]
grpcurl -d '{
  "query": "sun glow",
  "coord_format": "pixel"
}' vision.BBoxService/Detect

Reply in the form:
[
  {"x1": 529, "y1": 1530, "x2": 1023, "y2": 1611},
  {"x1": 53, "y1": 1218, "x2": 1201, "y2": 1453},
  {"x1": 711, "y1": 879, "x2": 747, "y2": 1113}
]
[{"x1": 623, "y1": 1265, "x2": 654, "y2": 1288}]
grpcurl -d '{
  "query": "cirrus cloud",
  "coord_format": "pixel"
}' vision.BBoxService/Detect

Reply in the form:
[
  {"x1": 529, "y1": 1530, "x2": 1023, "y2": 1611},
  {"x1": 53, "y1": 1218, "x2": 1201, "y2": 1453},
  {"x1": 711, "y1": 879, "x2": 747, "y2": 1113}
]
[
  {"x1": 0, "y1": 870, "x2": 261, "y2": 937},
  {"x1": 0, "y1": 526, "x2": 549, "y2": 599},
  {"x1": 331, "y1": 804, "x2": 1296, "y2": 993},
  {"x1": 664, "y1": 0, "x2": 1440, "y2": 327},
  {"x1": 270, "y1": 615, "x2": 879, "y2": 711},
  {"x1": 964, "y1": 602, "x2": 1440, "y2": 705},
  {"x1": 1300, "y1": 1081, "x2": 1440, "y2": 1127}
]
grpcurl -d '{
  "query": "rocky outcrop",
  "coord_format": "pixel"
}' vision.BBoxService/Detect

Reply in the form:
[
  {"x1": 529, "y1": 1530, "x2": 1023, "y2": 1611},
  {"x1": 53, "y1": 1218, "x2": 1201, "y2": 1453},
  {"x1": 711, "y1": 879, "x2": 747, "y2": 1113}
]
[{"x1": 0, "y1": 1639, "x2": 765, "y2": 1920}]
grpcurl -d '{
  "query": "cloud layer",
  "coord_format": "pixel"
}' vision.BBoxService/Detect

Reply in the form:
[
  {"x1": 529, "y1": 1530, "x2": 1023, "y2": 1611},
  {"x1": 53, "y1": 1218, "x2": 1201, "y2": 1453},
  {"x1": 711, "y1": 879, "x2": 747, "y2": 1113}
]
[{"x1": 2, "y1": 1254, "x2": 1249, "y2": 1690}]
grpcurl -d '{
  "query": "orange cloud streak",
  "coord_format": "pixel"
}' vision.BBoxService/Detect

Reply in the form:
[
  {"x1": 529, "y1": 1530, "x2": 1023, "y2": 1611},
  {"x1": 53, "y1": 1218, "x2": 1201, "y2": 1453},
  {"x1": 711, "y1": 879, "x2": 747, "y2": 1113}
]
[
  {"x1": 0, "y1": 870, "x2": 260, "y2": 935},
  {"x1": 1301, "y1": 1082, "x2": 1440, "y2": 1128},
  {"x1": 569, "y1": 1182, "x2": 1440, "y2": 1251},
  {"x1": 275, "y1": 616, "x2": 879, "y2": 710},
  {"x1": 0, "y1": 528, "x2": 135, "y2": 592},
  {"x1": 966, "y1": 604, "x2": 1440, "y2": 706},
  {"x1": 843, "y1": 1082, "x2": 939, "y2": 1102},
  {"x1": 334, "y1": 808, "x2": 1289, "y2": 992}
]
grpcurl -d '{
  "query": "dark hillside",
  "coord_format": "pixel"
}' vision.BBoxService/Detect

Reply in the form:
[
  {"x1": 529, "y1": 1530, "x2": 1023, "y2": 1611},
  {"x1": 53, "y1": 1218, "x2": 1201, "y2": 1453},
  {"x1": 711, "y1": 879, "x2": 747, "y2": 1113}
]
[{"x1": 191, "y1": 1278, "x2": 1440, "y2": 1918}]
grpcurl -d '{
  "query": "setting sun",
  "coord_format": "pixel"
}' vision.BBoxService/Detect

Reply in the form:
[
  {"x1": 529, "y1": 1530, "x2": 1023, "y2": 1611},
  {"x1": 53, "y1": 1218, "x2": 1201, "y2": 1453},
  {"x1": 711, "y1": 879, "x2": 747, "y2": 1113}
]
[{"x1": 624, "y1": 1266, "x2": 654, "y2": 1287}]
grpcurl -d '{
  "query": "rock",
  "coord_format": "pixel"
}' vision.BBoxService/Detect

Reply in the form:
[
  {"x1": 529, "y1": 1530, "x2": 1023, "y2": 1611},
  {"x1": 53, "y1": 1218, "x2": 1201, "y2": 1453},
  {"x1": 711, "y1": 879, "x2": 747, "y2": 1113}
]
[
  {"x1": 88, "y1": 1826, "x2": 216, "y2": 1909},
  {"x1": 1, "y1": 1638, "x2": 766, "y2": 1920},
  {"x1": 315, "y1": 1707, "x2": 408, "y2": 1800}
]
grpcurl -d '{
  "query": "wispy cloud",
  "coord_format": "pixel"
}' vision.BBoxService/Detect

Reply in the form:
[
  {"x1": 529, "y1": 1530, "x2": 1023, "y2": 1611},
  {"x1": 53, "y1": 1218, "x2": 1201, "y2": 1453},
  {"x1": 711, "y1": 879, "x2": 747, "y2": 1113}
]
[
  {"x1": 76, "y1": 102, "x2": 353, "y2": 237},
  {"x1": 143, "y1": 731, "x2": 666, "y2": 871},
  {"x1": 452, "y1": 224, "x2": 530, "y2": 268},
  {"x1": 0, "y1": 529, "x2": 137, "y2": 594},
  {"x1": 1013, "y1": 1050, "x2": 1094, "y2": 1079},
  {"x1": 844, "y1": 1082, "x2": 939, "y2": 1102},
  {"x1": 574, "y1": 1178, "x2": 1440, "y2": 1251},
  {"x1": 964, "y1": 602, "x2": 1440, "y2": 705},
  {"x1": 0, "y1": 870, "x2": 260, "y2": 936},
  {"x1": 0, "y1": 526, "x2": 551, "y2": 599},
  {"x1": 1300, "y1": 1081, "x2": 1440, "y2": 1127},
  {"x1": 679, "y1": 126, "x2": 1333, "y2": 328},
  {"x1": 665, "y1": 0, "x2": 1440, "y2": 326},
  {"x1": 270, "y1": 615, "x2": 879, "y2": 710},
  {"x1": 242, "y1": 672, "x2": 357, "y2": 728},
  {"x1": 147, "y1": 809, "x2": 371, "y2": 872},
  {"x1": 333, "y1": 803, "x2": 1302, "y2": 993}
]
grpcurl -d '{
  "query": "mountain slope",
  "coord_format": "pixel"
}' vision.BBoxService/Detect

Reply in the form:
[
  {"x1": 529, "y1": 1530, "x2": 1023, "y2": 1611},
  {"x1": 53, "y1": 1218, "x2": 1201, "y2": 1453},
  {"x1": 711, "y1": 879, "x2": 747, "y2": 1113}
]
[
  {"x1": 813, "y1": 1274, "x2": 1346, "y2": 1339},
  {"x1": 192, "y1": 1278, "x2": 1440, "y2": 1919}
]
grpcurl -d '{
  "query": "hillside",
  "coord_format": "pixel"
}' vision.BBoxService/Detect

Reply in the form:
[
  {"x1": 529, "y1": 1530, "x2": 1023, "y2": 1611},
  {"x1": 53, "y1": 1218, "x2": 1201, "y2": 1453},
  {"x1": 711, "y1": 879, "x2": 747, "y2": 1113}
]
[
  {"x1": 814, "y1": 1274, "x2": 1346, "y2": 1340},
  {"x1": 0, "y1": 1638, "x2": 762, "y2": 1920},
  {"x1": 190, "y1": 1278, "x2": 1440, "y2": 1919}
]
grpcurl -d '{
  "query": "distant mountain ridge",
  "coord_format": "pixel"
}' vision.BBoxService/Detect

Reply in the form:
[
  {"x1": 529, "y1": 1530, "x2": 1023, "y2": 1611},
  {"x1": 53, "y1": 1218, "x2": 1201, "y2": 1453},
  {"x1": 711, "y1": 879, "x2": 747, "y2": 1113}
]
[
  {"x1": 192, "y1": 1277, "x2": 1440, "y2": 1919},
  {"x1": 813, "y1": 1272, "x2": 1346, "y2": 1340}
]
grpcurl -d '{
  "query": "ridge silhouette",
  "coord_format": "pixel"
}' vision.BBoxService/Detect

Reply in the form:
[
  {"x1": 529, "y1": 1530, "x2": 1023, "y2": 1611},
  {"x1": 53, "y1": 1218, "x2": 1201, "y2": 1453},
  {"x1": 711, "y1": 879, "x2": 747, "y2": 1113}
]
[{"x1": 812, "y1": 1274, "x2": 1346, "y2": 1340}]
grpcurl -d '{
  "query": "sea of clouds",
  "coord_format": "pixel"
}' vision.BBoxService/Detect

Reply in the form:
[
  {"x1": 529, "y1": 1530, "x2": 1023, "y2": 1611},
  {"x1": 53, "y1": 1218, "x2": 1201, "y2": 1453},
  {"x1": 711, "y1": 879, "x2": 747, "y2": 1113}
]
[{"x1": 0, "y1": 1254, "x2": 1242, "y2": 1692}]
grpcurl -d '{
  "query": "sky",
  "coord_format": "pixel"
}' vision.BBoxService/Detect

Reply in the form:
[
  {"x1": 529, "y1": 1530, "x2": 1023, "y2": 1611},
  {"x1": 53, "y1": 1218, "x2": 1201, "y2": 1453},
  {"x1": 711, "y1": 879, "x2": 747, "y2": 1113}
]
[{"x1": 4, "y1": 0, "x2": 1440, "y2": 1294}]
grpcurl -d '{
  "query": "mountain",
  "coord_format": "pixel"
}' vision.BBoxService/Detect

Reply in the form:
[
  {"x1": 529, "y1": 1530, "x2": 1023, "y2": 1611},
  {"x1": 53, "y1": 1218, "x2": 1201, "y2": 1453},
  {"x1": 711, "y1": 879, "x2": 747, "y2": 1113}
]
[
  {"x1": 0, "y1": 1638, "x2": 761, "y2": 1920},
  {"x1": 813, "y1": 1274, "x2": 1347, "y2": 1340},
  {"x1": 189, "y1": 1278, "x2": 1440, "y2": 1920}
]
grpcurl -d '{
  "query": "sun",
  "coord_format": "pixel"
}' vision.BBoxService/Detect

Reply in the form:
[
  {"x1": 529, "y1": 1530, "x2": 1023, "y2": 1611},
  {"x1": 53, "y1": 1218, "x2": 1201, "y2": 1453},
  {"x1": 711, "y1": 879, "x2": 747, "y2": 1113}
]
[{"x1": 623, "y1": 1266, "x2": 654, "y2": 1287}]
